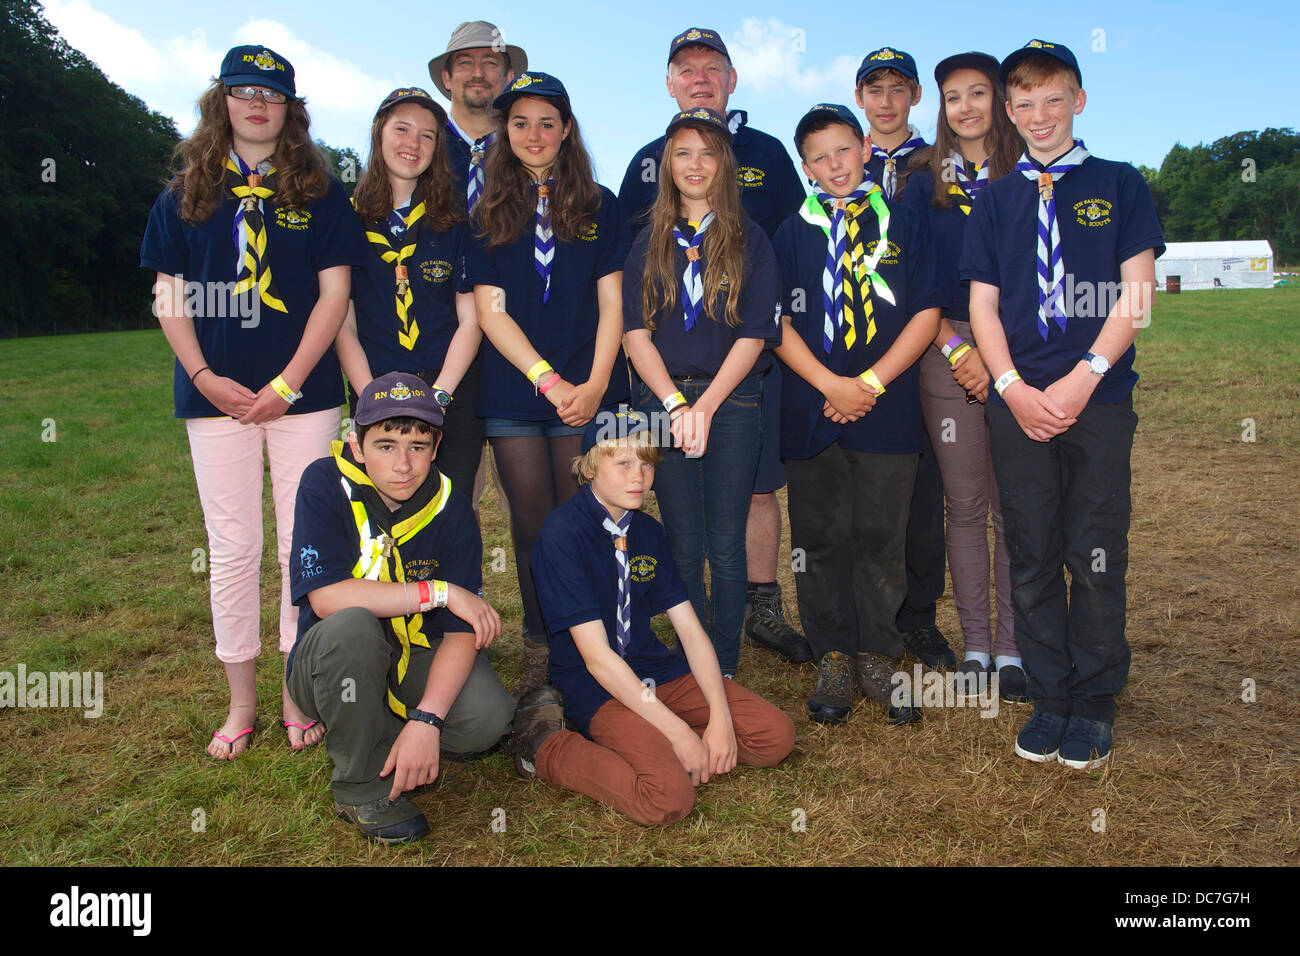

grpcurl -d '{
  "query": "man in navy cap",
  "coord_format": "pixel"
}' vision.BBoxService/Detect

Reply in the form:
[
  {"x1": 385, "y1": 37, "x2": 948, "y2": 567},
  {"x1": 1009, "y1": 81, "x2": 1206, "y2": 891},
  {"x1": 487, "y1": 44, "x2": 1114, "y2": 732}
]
[
  {"x1": 286, "y1": 372, "x2": 515, "y2": 845},
  {"x1": 618, "y1": 27, "x2": 810, "y2": 670}
]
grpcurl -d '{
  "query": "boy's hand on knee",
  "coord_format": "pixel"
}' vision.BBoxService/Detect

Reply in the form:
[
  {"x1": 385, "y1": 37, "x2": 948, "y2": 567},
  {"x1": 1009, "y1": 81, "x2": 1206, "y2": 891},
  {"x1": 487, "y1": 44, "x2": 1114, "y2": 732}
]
[
  {"x1": 670, "y1": 724, "x2": 712, "y2": 786},
  {"x1": 446, "y1": 584, "x2": 501, "y2": 649},
  {"x1": 702, "y1": 715, "x2": 738, "y2": 777},
  {"x1": 381, "y1": 721, "x2": 440, "y2": 801}
]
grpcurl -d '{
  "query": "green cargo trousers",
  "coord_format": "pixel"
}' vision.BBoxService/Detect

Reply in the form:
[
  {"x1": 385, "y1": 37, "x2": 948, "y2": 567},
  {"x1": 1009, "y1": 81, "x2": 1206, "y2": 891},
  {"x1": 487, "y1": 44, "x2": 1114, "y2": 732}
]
[{"x1": 287, "y1": 607, "x2": 516, "y2": 804}]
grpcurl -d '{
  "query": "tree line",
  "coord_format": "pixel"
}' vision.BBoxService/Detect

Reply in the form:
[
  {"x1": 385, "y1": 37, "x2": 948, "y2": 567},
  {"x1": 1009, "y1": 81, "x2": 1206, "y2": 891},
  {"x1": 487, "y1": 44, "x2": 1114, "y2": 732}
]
[{"x1": 1, "y1": 0, "x2": 1295, "y2": 338}]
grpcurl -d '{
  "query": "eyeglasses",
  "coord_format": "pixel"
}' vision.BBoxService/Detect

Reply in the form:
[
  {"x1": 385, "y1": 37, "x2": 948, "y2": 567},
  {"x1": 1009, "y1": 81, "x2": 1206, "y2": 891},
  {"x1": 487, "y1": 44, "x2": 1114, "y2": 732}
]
[{"x1": 226, "y1": 86, "x2": 288, "y2": 104}]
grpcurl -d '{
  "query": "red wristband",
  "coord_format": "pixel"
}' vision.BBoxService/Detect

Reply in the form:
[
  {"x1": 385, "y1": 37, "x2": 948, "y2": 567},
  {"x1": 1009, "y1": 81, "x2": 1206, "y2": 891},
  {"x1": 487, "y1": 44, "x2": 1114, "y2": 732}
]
[
  {"x1": 417, "y1": 580, "x2": 432, "y2": 612},
  {"x1": 537, "y1": 372, "x2": 561, "y2": 395}
]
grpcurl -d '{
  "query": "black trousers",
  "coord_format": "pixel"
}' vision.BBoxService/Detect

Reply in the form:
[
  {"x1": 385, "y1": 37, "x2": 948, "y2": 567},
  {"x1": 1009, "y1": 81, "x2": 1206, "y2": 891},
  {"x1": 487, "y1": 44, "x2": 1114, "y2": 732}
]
[
  {"x1": 986, "y1": 399, "x2": 1136, "y2": 722},
  {"x1": 786, "y1": 444, "x2": 918, "y2": 661},
  {"x1": 897, "y1": 421, "x2": 947, "y2": 632}
]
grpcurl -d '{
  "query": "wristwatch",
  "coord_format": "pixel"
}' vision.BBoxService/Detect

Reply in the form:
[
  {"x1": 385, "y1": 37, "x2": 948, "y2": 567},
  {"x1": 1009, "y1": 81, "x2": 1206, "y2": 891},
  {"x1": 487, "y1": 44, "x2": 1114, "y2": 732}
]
[
  {"x1": 406, "y1": 708, "x2": 445, "y2": 729},
  {"x1": 431, "y1": 388, "x2": 453, "y2": 409},
  {"x1": 1082, "y1": 352, "x2": 1111, "y2": 376}
]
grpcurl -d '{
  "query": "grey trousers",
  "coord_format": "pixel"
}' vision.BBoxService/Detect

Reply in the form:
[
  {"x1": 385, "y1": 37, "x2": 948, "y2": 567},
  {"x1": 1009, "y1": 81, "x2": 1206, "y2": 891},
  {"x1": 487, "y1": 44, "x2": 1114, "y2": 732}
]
[{"x1": 287, "y1": 607, "x2": 516, "y2": 803}]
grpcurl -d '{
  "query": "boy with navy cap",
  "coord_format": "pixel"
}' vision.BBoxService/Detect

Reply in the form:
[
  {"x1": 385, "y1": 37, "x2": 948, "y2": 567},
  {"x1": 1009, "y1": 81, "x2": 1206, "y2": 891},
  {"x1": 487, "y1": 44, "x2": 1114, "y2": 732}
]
[
  {"x1": 618, "y1": 26, "x2": 810, "y2": 669},
  {"x1": 855, "y1": 46, "x2": 953, "y2": 675},
  {"x1": 960, "y1": 40, "x2": 1163, "y2": 769},
  {"x1": 772, "y1": 104, "x2": 942, "y2": 725},
  {"x1": 285, "y1": 372, "x2": 515, "y2": 844},
  {"x1": 506, "y1": 406, "x2": 795, "y2": 827}
]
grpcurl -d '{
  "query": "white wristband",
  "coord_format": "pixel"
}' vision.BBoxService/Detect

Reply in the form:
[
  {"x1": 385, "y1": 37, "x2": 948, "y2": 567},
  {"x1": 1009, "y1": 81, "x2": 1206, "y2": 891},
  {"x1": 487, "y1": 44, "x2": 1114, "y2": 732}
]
[{"x1": 993, "y1": 369, "x2": 1022, "y2": 397}]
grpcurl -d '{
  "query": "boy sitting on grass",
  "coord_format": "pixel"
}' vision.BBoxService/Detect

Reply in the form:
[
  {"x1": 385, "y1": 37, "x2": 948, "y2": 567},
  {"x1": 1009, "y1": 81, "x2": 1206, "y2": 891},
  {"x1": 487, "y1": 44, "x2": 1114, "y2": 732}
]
[{"x1": 506, "y1": 406, "x2": 795, "y2": 826}]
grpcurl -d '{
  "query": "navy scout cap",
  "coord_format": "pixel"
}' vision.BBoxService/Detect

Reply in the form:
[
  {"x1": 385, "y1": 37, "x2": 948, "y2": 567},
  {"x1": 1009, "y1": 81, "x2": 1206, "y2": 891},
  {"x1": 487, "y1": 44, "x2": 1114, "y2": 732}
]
[
  {"x1": 354, "y1": 372, "x2": 445, "y2": 429},
  {"x1": 375, "y1": 86, "x2": 446, "y2": 123},
  {"x1": 933, "y1": 52, "x2": 1001, "y2": 89},
  {"x1": 220, "y1": 45, "x2": 297, "y2": 99},
  {"x1": 856, "y1": 47, "x2": 918, "y2": 85},
  {"x1": 581, "y1": 405, "x2": 653, "y2": 454},
  {"x1": 794, "y1": 103, "x2": 863, "y2": 153},
  {"x1": 668, "y1": 27, "x2": 730, "y2": 64},
  {"x1": 999, "y1": 39, "x2": 1082, "y2": 88},
  {"x1": 493, "y1": 71, "x2": 571, "y2": 117},
  {"x1": 666, "y1": 106, "x2": 732, "y2": 140}
]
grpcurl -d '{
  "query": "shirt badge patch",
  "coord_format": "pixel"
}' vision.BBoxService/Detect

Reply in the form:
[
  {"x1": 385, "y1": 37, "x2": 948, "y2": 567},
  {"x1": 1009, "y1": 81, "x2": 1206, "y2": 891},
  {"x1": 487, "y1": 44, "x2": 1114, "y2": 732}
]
[
  {"x1": 876, "y1": 239, "x2": 903, "y2": 266},
  {"x1": 629, "y1": 554, "x2": 657, "y2": 583},
  {"x1": 1074, "y1": 198, "x2": 1113, "y2": 227},
  {"x1": 421, "y1": 259, "x2": 452, "y2": 282},
  {"x1": 275, "y1": 208, "x2": 311, "y2": 231},
  {"x1": 736, "y1": 166, "x2": 766, "y2": 188}
]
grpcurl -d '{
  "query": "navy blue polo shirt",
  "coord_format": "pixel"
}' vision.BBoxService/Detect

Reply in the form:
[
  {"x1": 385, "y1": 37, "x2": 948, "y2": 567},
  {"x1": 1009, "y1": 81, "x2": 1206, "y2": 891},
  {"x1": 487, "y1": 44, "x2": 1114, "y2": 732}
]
[
  {"x1": 622, "y1": 215, "x2": 780, "y2": 378},
  {"x1": 531, "y1": 483, "x2": 691, "y2": 736},
  {"x1": 287, "y1": 441, "x2": 482, "y2": 676},
  {"x1": 772, "y1": 194, "x2": 942, "y2": 458},
  {"x1": 959, "y1": 156, "x2": 1165, "y2": 406},
  {"x1": 465, "y1": 185, "x2": 631, "y2": 420},
  {"x1": 618, "y1": 114, "x2": 806, "y2": 241},
  {"x1": 898, "y1": 166, "x2": 976, "y2": 323},
  {"x1": 352, "y1": 215, "x2": 471, "y2": 378},
  {"x1": 140, "y1": 177, "x2": 364, "y2": 418}
]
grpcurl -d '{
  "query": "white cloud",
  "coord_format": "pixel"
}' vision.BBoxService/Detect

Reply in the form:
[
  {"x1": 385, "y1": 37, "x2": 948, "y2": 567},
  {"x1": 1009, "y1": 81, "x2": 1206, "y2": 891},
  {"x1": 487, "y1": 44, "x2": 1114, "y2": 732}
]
[
  {"x1": 43, "y1": 0, "x2": 162, "y2": 85},
  {"x1": 725, "y1": 18, "x2": 858, "y2": 98},
  {"x1": 233, "y1": 19, "x2": 391, "y2": 113}
]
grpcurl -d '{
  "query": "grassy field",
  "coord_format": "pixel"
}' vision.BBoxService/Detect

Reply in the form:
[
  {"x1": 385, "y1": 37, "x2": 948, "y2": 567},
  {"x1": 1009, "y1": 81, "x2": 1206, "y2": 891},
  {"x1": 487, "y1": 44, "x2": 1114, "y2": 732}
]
[{"x1": 1, "y1": 285, "x2": 1297, "y2": 865}]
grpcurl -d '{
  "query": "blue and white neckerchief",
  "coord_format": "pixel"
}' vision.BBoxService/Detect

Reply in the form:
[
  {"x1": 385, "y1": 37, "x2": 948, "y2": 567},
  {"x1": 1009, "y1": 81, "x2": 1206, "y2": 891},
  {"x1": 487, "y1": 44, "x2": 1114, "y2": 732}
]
[
  {"x1": 815, "y1": 188, "x2": 868, "y2": 353},
  {"x1": 726, "y1": 109, "x2": 748, "y2": 135},
  {"x1": 533, "y1": 178, "x2": 554, "y2": 302},
  {"x1": 872, "y1": 124, "x2": 926, "y2": 199},
  {"x1": 1016, "y1": 140, "x2": 1090, "y2": 339},
  {"x1": 602, "y1": 510, "x2": 633, "y2": 656},
  {"x1": 228, "y1": 151, "x2": 273, "y2": 271},
  {"x1": 387, "y1": 199, "x2": 412, "y2": 236},
  {"x1": 951, "y1": 151, "x2": 990, "y2": 202},
  {"x1": 447, "y1": 116, "x2": 493, "y2": 212},
  {"x1": 673, "y1": 212, "x2": 715, "y2": 331}
]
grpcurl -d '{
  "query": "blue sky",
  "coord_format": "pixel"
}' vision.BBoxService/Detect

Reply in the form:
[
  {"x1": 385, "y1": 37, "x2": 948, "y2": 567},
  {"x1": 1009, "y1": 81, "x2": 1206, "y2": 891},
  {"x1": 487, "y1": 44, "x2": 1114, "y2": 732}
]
[{"x1": 43, "y1": 0, "x2": 1296, "y2": 185}]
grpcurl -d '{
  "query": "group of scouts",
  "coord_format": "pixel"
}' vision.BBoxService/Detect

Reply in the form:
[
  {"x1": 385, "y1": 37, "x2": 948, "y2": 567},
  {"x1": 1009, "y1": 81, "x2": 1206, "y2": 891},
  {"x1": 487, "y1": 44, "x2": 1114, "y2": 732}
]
[{"x1": 140, "y1": 20, "x2": 1163, "y2": 844}]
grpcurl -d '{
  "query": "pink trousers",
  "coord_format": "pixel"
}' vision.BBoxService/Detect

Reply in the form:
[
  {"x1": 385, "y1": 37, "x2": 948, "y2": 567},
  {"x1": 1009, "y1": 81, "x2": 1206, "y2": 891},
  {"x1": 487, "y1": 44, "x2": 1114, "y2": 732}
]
[{"x1": 186, "y1": 408, "x2": 340, "y2": 663}]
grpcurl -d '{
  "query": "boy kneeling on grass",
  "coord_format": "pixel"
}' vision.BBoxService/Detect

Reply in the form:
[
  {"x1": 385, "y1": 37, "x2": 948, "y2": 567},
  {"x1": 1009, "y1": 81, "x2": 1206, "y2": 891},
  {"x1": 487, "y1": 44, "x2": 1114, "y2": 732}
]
[
  {"x1": 286, "y1": 372, "x2": 515, "y2": 845},
  {"x1": 506, "y1": 407, "x2": 796, "y2": 827}
]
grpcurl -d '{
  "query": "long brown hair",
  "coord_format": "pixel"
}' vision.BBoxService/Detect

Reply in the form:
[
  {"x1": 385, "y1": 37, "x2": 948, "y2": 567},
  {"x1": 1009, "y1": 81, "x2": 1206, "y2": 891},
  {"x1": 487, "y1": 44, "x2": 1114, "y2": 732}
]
[
  {"x1": 901, "y1": 65, "x2": 1021, "y2": 209},
  {"x1": 169, "y1": 80, "x2": 331, "y2": 224},
  {"x1": 352, "y1": 101, "x2": 461, "y2": 230},
  {"x1": 473, "y1": 95, "x2": 601, "y2": 248},
  {"x1": 640, "y1": 124, "x2": 746, "y2": 330}
]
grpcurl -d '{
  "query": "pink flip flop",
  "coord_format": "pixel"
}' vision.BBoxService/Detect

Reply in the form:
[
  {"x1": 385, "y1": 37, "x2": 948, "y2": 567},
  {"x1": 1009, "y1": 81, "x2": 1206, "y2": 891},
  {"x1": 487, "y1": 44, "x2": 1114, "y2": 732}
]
[
  {"x1": 281, "y1": 719, "x2": 323, "y2": 752},
  {"x1": 210, "y1": 726, "x2": 254, "y2": 760}
]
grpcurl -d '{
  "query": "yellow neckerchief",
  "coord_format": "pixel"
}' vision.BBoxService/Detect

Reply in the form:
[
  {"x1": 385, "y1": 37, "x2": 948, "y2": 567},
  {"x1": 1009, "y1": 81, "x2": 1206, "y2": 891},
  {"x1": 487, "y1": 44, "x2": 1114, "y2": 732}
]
[
  {"x1": 362, "y1": 201, "x2": 427, "y2": 351},
  {"x1": 225, "y1": 156, "x2": 288, "y2": 314},
  {"x1": 800, "y1": 189, "x2": 895, "y2": 349},
  {"x1": 332, "y1": 439, "x2": 450, "y2": 717}
]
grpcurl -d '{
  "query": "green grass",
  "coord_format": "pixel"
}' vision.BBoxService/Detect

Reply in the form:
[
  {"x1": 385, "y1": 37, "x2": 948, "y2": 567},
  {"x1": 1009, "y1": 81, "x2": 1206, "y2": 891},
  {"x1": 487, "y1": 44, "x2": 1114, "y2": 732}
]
[{"x1": 1, "y1": 286, "x2": 1297, "y2": 866}]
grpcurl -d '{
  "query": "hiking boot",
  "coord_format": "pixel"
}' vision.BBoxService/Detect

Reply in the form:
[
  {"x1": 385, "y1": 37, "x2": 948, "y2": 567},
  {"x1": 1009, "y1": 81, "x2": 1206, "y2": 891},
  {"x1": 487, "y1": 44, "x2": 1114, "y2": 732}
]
[
  {"x1": 996, "y1": 664, "x2": 1031, "y2": 704},
  {"x1": 515, "y1": 636, "x2": 549, "y2": 699},
  {"x1": 744, "y1": 584, "x2": 813, "y2": 664},
  {"x1": 953, "y1": 659, "x2": 990, "y2": 700},
  {"x1": 504, "y1": 684, "x2": 565, "y2": 778},
  {"x1": 807, "y1": 651, "x2": 854, "y2": 724},
  {"x1": 856, "y1": 652, "x2": 922, "y2": 725},
  {"x1": 334, "y1": 795, "x2": 430, "y2": 846},
  {"x1": 1057, "y1": 715, "x2": 1113, "y2": 771},
  {"x1": 901, "y1": 624, "x2": 957, "y2": 668},
  {"x1": 1014, "y1": 706, "x2": 1069, "y2": 762}
]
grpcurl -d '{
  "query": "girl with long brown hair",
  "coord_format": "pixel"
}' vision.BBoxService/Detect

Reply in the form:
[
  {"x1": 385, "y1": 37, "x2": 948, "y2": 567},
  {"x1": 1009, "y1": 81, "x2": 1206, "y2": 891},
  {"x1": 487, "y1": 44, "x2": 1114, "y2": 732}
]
[
  {"x1": 897, "y1": 52, "x2": 1026, "y2": 701},
  {"x1": 464, "y1": 72, "x2": 631, "y2": 695},
  {"x1": 140, "y1": 45, "x2": 362, "y2": 757},
  {"x1": 335, "y1": 87, "x2": 485, "y2": 494},
  {"x1": 622, "y1": 108, "x2": 781, "y2": 678}
]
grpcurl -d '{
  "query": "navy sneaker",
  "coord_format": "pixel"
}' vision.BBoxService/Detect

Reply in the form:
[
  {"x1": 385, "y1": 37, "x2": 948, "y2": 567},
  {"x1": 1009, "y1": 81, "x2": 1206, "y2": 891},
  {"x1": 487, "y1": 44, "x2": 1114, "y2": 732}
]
[
  {"x1": 1014, "y1": 706, "x2": 1069, "y2": 762},
  {"x1": 997, "y1": 664, "x2": 1031, "y2": 704},
  {"x1": 1057, "y1": 715, "x2": 1113, "y2": 770},
  {"x1": 953, "y1": 659, "x2": 990, "y2": 700},
  {"x1": 901, "y1": 624, "x2": 957, "y2": 668}
]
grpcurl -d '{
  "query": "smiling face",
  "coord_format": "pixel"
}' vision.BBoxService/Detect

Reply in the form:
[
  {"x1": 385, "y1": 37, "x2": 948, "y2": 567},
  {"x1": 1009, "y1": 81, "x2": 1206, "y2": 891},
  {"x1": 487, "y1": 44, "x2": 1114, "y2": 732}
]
[
  {"x1": 442, "y1": 47, "x2": 512, "y2": 111},
  {"x1": 380, "y1": 102, "x2": 440, "y2": 189},
  {"x1": 1006, "y1": 72, "x2": 1086, "y2": 163},
  {"x1": 668, "y1": 127, "x2": 719, "y2": 216},
  {"x1": 799, "y1": 122, "x2": 867, "y2": 198},
  {"x1": 506, "y1": 95, "x2": 570, "y2": 180},
  {"x1": 349, "y1": 423, "x2": 441, "y2": 511},
  {"x1": 854, "y1": 69, "x2": 922, "y2": 140},
  {"x1": 589, "y1": 443, "x2": 656, "y2": 521},
  {"x1": 226, "y1": 85, "x2": 287, "y2": 158},
  {"x1": 942, "y1": 68, "x2": 995, "y2": 146},
  {"x1": 666, "y1": 45, "x2": 737, "y2": 113}
]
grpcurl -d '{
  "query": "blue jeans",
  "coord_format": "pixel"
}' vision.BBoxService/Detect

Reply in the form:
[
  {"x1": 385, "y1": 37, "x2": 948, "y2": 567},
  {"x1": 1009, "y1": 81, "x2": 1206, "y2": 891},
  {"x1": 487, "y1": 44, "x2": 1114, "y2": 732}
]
[{"x1": 637, "y1": 373, "x2": 763, "y2": 675}]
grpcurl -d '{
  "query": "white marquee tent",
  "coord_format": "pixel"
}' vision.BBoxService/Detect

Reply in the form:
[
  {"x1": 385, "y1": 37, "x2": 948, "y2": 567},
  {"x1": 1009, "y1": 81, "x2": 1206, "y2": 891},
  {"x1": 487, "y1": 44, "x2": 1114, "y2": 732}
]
[{"x1": 1155, "y1": 240, "x2": 1274, "y2": 291}]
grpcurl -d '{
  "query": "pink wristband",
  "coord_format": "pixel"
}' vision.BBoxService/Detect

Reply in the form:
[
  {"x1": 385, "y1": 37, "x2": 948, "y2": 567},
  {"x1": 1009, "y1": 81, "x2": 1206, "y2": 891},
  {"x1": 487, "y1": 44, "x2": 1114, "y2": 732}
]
[{"x1": 537, "y1": 372, "x2": 561, "y2": 395}]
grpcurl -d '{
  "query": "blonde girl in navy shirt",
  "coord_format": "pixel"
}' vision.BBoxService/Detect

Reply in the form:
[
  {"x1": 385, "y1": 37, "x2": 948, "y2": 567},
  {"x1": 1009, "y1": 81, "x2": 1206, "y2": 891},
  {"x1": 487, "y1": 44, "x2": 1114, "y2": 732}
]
[
  {"x1": 465, "y1": 73, "x2": 631, "y2": 695},
  {"x1": 140, "y1": 46, "x2": 363, "y2": 757},
  {"x1": 622, "y1": 108, "x2": 781, "y2": 678},
  {"x1": 336, "y1": 87, "x2": 485, "y2": 495},
  {"x1": 897, "y1": 53, "x2": 1028, "y2": 701}
]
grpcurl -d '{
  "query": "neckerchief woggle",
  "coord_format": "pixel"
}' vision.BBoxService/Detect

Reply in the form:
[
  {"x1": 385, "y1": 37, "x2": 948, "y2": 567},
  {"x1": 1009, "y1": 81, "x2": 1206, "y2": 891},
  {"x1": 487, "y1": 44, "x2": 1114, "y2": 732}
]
[
  {"x1": 673, "y1": 212, "x2": 715, "y2": 331},
  {"x1": 447, "y1": 116, "x2": 492, "y2": 213},
  {"x1": 872, "y1": 124, "x2": 926, "y2": 199},
  {"x1": 800, "y1": 176, "x2": 894, "y2": 354},
  {"x1": 946, "y1": 151, "x2": 989, "y2": 215},
  {"x1": 225, "y1": 152, "x2": 287, "y2": 314},
  {"x1": 363, "y1": 200, "x2": 427, "y2": 351},
  {"x1": 332, "y1": 439, "x2": 452, "y2": 717},
  {"x1": 1016, "y1": 139, "x2": 1090, "y2": 339}
]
